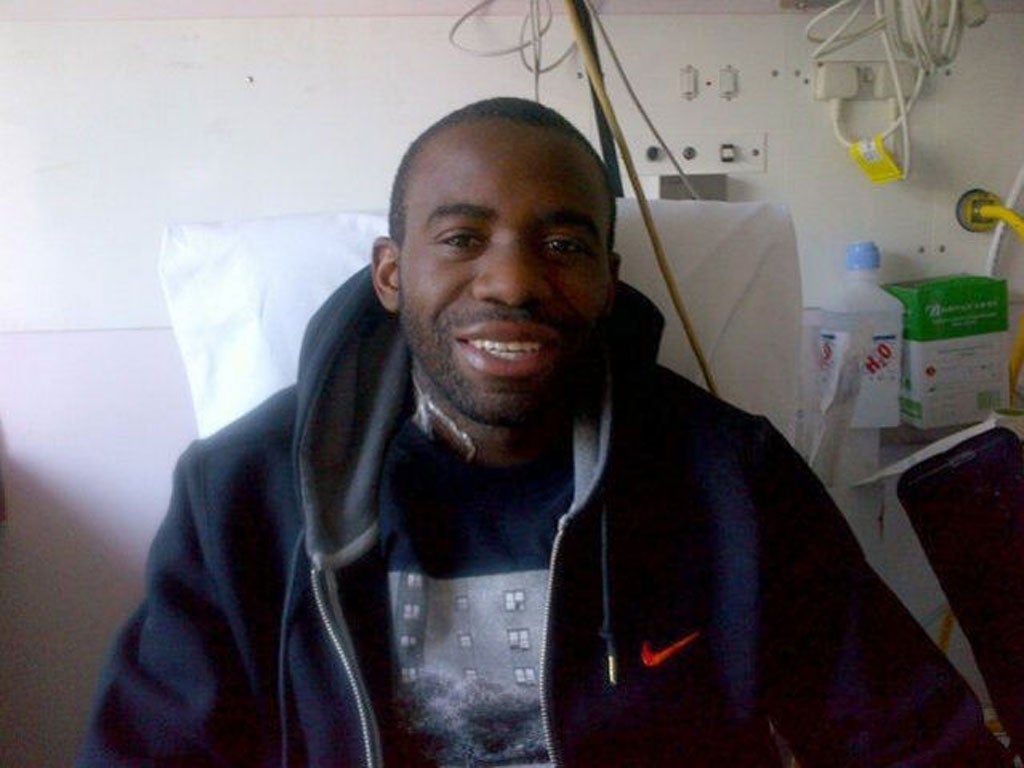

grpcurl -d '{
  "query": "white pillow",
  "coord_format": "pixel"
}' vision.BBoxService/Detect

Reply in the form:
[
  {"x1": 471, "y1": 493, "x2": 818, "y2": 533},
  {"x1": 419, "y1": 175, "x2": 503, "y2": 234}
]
[
  {"x1": 159, "y1": 211, "x2": 385, "y2": 436},
  {"x1": 615, "y1": 199, "x2": 801, "y2": 437}
]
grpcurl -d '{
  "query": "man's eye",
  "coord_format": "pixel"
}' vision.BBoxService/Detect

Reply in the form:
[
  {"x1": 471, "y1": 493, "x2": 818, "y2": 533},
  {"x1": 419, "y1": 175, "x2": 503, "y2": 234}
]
[
  {"x1": 544, "y1": 238, "x2": 590, "y2": 258},
  {"x1": 441, "y1": 233, "x2": 481, "y2": 250}
]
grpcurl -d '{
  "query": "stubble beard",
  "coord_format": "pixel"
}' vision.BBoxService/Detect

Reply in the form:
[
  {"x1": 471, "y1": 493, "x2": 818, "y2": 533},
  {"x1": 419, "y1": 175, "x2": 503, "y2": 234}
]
[{"x1": 399, "y1": 305, "x2": 598, "y2": 430}]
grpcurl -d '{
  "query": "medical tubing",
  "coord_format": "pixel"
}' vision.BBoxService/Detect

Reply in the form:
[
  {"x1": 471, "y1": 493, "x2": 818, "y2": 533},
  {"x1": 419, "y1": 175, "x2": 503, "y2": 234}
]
[
  {"x1": 982, "y1": 200, "x2": 1024, "y2": 399},
  {"x1": 978, "y1": 204, "x2": 1024, "y2": 245},
  {"x1": 583, "y1": 0, "x2": 701, "y2": 200},
  {"x1": 985, "y1": 157, "x2": 1024, "y2": 276},
  {"x1": 562, "y1": 0, "x2": 718, "y2": 396},
  {"x1": 571, "y1": 0, "x2": 625, "y2": 198},
  {"x1": 1009, "y1": 316, "x2": 1024, "y2": 408},
  {"x1": 938, "y1": 606, "x2": 957, "y2": 653}
]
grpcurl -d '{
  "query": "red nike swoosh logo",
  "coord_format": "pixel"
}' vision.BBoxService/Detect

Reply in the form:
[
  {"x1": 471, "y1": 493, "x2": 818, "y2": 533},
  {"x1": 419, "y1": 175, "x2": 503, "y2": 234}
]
[{"x1": 641, "y1": 630, "x2": 702, "y2": 667}]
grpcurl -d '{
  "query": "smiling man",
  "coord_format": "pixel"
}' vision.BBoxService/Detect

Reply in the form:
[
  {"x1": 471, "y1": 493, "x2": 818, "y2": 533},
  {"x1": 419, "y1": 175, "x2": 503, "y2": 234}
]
[
  {"x1": 373, "y1": 111, "x2": 617, "y2": 465},
  {"x1": 80, "y1": 98, "x2": 1010, "y2": 767}
]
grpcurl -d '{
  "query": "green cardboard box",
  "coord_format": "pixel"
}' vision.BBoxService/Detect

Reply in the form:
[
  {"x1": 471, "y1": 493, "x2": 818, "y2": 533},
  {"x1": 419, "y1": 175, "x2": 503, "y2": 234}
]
[{"x1": 884, "y1": 275, "x2": 1008, "y2": 429}]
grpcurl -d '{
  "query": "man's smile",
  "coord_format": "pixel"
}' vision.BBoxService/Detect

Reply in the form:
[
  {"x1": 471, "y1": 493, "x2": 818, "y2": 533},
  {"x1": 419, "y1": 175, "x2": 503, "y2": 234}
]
[
  {"x1": 455, "y1": 320, "x2": 562, "y2": 379},
  {"x1": 467, "y1": 339, "x2": 542, "y2": 359}
]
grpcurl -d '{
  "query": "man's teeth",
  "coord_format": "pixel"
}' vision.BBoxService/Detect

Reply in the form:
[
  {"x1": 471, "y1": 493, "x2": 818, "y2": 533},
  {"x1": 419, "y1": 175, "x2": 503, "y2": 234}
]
[{"x1": 470, "y1": 339, "x2": 542, "y2": 359}]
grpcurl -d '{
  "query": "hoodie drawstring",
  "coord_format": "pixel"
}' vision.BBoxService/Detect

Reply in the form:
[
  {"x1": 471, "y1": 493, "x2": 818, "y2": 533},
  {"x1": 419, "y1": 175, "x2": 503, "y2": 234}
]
[{"x1": 598, "y1": 503, "x2": 619, "y2": 687}]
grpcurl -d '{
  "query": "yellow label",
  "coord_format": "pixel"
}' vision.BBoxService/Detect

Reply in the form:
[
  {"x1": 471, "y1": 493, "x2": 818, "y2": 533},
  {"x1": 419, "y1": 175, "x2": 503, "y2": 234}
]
[{"x1": 849, "y1": 135, "x2": 903, "y2": 184}]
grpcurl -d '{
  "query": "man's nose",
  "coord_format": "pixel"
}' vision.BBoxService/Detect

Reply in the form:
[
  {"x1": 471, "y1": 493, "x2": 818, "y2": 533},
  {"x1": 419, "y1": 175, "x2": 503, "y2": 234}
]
[{"x1": 471, "y1": 242, "x2": 548, "y2": 307}]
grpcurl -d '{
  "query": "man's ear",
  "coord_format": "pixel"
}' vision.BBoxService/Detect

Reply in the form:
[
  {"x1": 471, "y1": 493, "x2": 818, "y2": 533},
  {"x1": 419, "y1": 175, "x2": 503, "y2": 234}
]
[{"x1": 371, "y1": 236, "x2": 401, "y2": 313}]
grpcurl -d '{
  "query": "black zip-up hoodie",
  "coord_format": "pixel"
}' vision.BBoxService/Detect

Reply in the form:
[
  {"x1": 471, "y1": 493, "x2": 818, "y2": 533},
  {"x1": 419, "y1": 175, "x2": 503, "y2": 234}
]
[{"x1": 79, "y1": 268, "x2": 1009, "y2": 767}]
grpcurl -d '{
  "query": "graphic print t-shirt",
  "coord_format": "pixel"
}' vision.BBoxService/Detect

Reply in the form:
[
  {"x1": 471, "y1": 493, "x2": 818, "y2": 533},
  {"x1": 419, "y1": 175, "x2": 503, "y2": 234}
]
[{"x1": 379, "y1": 419, "x2": 573, "y2": 768}]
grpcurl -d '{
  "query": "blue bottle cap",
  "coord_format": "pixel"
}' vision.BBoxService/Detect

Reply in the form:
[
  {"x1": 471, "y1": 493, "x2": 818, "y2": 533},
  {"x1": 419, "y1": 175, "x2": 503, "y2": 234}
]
[{"x1": 846, "y1": 240, "x2": 880, "y2": 270}]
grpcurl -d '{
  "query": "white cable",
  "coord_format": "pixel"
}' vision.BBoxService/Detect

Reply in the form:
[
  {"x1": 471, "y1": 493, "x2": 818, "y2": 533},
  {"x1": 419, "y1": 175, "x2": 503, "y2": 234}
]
[
  {"x1": 880, "y1": 67, "x2": 924, "y2": 141},
  {"x1": 940, "y1": 0, "x2": 961, "y2": 61},
  {"x1": 809, "y1": 1, "x2": 978, "y2": 89},
  {"x1": 830, "y1": 100, "x2": 854, "y2": 148},
  {"x1": 530, "y1": 0, "x2": 543, "y2": 100},
  {"x1": 826, "y1": 61, "x2": 920, "y2": 175},
  {"x1": 449, "y1": 0, "x2": 576, "y2": 93},
  {"x1": 516, "y1": 5, "x2": 576, "y2": 75},
  {"x1": 876, "y1": 0, "x2": 911, "y2": 177},
  {"x1": 806, "y1": 0, "x2": 863, "y2": 45},
  {"x1": 985, "y1": 157, "x2": 1024, "y2": 277},
  {"x1": 808, "y1": 0, "x2": 876, "y2": 59},
  {"x1": 807, "y1": 0, "x2": 982, "y2": 180},
  {"x1": 518, "y1": 16, "x2": 577, "y2": 75},
  {"x1": 582, "y1": 0, "x2": 701, "y2": 200},
  {"x1": 807, "y1": 0, "x2": 887, "y2": 58},
  {"x1": 450, "y1": 0, "x2": 537, "y2": 57}
]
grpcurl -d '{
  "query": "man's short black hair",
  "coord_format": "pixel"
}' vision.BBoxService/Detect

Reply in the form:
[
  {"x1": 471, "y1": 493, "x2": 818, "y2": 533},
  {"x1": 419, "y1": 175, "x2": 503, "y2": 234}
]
[{"x1": 387, "y1": 96, "x2": 617, "y2": 250}]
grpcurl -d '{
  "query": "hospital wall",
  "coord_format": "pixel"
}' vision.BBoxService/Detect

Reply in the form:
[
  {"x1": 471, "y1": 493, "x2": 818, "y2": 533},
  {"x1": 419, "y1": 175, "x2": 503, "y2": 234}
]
[{"x1": 1, "y1": 5, "x2": 1022, "y2": 765}]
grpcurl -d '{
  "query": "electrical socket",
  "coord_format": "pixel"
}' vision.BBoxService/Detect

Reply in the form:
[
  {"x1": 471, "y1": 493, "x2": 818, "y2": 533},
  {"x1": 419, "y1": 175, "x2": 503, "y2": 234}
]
[
  {"x1": 873, "y1": 60, "x2": 917, "y2": 99},
  {"x1": 813, "y1": 60, "x2": 917, "y2": 101},
  {"x1": 814, "y1": 62, "x2": 859, "y2": 100}
]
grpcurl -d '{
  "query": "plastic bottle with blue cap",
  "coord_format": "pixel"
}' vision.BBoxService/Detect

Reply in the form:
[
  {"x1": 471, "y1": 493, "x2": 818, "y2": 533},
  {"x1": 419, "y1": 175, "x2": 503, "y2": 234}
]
[{"x1": 819, "y1": 240, "x2": 904, "y2": 429}]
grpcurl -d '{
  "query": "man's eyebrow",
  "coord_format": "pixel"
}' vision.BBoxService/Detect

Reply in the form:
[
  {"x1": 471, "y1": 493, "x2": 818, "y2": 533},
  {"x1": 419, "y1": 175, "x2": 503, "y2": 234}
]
[
  {"x1": 426, "y1": 203, "x2": 603, "y2": 241},
  {"x1": 427, "y1": 203, "x2": 496, "y2": 225}
]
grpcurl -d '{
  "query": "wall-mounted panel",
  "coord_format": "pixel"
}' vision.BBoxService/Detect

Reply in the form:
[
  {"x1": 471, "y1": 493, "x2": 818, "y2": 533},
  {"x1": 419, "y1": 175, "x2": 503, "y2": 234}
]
[{"x1": 2, "y1": 11, "x2": 1022, "y2": 331}]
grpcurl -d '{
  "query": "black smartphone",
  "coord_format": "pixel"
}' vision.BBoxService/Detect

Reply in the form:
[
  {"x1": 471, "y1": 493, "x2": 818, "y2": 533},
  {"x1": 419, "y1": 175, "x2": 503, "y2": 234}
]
[{"x1": 897, "y1": 426, "x2": 1024, "y2": 752}]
